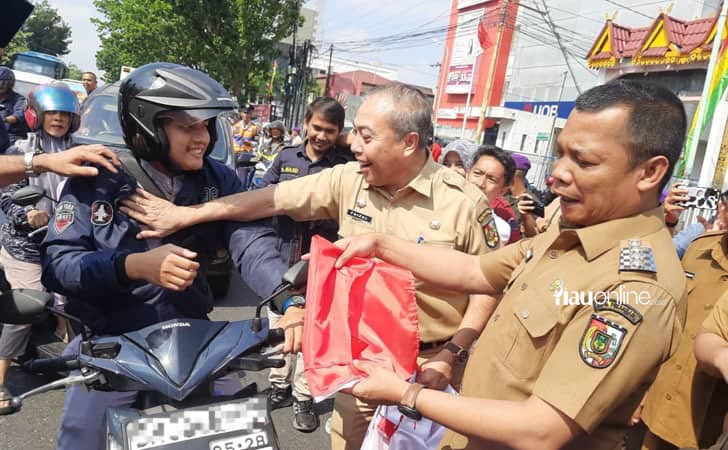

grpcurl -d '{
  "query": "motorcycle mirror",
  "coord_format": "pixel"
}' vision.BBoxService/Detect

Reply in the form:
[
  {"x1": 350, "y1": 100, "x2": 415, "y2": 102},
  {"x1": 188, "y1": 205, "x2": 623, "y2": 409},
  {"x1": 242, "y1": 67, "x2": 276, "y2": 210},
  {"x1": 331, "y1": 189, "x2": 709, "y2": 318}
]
[
  {"x1": 11, "y1": 185, "x2": 45, "y2": 207},
  {"x1": 0, "y1": 289, "x2": 53, "y2": 324},
  {"x1": 282, "y1": 260, "x2": 309, "y2": 289}
]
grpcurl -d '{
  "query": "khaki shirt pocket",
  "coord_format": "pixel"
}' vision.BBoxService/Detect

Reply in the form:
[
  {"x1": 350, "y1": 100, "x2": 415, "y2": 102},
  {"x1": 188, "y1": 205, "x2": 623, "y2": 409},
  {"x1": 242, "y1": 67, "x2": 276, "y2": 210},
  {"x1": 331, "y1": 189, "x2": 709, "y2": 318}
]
[{"x1": 496, "y1": 298, "x2": 560, "y2": 380}]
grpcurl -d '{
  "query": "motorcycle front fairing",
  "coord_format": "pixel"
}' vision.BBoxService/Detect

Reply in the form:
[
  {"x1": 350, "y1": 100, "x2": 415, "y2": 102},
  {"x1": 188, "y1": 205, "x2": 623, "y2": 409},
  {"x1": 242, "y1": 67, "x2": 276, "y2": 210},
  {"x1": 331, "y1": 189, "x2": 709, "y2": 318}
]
[{"x1": 79, "y1": 318, "x2": 271, "y2": 401}]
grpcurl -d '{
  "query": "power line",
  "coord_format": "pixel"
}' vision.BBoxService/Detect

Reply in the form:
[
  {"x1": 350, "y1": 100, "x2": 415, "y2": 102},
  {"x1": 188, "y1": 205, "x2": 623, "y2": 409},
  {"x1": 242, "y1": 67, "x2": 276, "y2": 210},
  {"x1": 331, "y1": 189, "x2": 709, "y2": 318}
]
[{"x1": 603, "y1": 0, "x2": 657, "y2": 19}]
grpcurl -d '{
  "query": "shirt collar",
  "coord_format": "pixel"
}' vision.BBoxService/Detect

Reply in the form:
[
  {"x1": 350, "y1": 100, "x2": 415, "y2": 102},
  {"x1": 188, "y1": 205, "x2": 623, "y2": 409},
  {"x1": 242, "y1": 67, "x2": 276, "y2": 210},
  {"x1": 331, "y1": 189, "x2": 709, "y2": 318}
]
[
  {"x1": 566, "y1": 206, "x2": 666, "y2": 261},
  {"x1": 363, "y1": 151, "x2": 437, "y2": 198},
  {"x1": 296, "y1": 140, "x2": 340, "y2": 164}
]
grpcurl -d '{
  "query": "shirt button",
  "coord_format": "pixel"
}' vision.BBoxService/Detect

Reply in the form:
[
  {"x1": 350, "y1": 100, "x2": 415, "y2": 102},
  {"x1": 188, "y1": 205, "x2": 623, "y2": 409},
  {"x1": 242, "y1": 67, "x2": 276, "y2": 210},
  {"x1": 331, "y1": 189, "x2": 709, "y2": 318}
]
[
  {"x1": 721, "y1": 275, "x2": 728, "y2": 281},
  {"x1": 520, "y1": 283, "x2": 528, "y2": 290},
  {"x1": 522, "y1": 309, "x2": 530, "y2": 319},
  {"x1": 690, "y1": 333, "x2": 697, "y2": 339},
  {"x1": 675, "y1": 364, "x2": 682, "y2": 370},
  {"x1": 493, "y1": 314, "x2": 500, "y2": 322},
  {"x1": 665, "y1": 393, "x2": 672, "y2": 400},
  {"x1": 548, "y1": 250, "x2": 560, "y2": 259},
  {"x1": 705, "y1": 304, "x2": 714, "y2": 310}
]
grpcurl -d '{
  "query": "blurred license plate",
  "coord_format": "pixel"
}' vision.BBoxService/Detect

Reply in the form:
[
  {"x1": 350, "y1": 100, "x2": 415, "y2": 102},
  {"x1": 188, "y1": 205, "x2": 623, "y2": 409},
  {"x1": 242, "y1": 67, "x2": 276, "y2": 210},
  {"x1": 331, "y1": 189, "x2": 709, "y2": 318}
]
[{"x1": 209, "y1": 431, "x2": 270, "y2": 450}]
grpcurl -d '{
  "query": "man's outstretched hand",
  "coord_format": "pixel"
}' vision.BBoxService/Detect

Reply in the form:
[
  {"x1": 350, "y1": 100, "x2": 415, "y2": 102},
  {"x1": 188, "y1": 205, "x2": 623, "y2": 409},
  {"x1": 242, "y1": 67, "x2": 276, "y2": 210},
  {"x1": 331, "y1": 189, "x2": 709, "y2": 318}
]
[
  {"x1": 120, "y1": 189, "x2": 186, "y2": 239},
  {"x1": 35, "y1": 144, "x2": 120, "y2": 177}
]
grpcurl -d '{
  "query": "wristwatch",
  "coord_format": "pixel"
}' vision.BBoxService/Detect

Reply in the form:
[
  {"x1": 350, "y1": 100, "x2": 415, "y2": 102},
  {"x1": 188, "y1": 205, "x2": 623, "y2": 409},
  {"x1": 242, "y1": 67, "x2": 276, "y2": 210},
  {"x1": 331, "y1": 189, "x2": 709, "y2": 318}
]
[
  {"x1": 398, "y1": 382, "x2": 425, "y2": 420},
  {"x1": 280, "y1": 295, "x2": 306, "y2": 314},
  {"x1": 24, "y1": 151, "x2": 39, "y2": 178},
  {"x1": 444, "y1": 341, "x2": 469, "y2": 364}
]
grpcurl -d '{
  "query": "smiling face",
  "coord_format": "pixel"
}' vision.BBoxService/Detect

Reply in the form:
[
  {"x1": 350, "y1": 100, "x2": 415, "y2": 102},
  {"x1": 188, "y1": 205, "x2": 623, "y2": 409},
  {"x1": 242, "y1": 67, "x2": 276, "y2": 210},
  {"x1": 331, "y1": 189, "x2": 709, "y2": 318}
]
[
  {"x1": 163, "y1": 118, "x2": 210, "y2": 171},
  {"x1": 43, "y1": 111, "x2": 71, "y2": 138},
  {"x1": 552, "y1": 106, "x2": 645, "y2": 227},
  {"x1": 350, "y1": 94, "x2": 417, "y2": 190},
  {"x1": 305, "y1": 112, "x2": 340, "y2": 156}
]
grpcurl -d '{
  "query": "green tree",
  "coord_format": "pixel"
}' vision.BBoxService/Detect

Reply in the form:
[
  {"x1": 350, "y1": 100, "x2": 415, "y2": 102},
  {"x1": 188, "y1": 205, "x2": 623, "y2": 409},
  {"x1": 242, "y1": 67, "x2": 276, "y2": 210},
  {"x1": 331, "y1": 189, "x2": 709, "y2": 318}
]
[
  {"x1": 93, "y1": 0, "x2": 301, "y2": 98},
  {"x1": 23, "y1": 0, "x2": 72, "y2": 56},
  {"x1": 67, "y1": 64, "x2": 83, "y2": 80},
  {"x1": 0, "y1": 31, "x2": 30, "y2": 66}
]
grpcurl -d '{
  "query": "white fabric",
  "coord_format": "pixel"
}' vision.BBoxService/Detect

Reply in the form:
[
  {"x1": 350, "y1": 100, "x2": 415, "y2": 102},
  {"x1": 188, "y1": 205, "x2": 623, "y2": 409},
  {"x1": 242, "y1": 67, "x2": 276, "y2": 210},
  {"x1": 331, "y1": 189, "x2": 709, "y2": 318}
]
[
  {"x1": 361, "y1": 375, "x2": 457, "y2": 450},
  {"x1": 493, "y1": 214, "x2": 511, "y2": 243}
]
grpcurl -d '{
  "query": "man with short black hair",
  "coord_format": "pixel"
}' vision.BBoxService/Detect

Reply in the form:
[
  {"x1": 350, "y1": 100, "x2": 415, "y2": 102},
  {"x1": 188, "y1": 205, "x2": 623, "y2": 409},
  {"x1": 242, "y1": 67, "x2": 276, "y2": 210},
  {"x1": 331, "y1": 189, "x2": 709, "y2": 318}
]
[
  {"x1": 80, "y1": 72, "x2": 97, "y2": 95},
  {"x1": 332, "y1": 79, "x2": 688, "y2": 450}
]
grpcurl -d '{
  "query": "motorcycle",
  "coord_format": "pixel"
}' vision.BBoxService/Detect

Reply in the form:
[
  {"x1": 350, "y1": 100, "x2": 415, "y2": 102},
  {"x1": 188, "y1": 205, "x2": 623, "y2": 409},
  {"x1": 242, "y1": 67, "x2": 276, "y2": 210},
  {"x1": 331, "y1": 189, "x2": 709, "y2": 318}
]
[{"x1": 0, "y1": 260, "x2": 309, "y2": 450}]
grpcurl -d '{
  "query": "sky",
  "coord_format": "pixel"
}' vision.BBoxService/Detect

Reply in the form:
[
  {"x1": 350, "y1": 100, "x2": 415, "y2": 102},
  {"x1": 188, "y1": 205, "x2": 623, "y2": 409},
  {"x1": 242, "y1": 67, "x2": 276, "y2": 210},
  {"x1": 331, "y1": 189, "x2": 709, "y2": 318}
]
[{"x1": 43, "y1": 0, "x2": 450, "y2": 89}]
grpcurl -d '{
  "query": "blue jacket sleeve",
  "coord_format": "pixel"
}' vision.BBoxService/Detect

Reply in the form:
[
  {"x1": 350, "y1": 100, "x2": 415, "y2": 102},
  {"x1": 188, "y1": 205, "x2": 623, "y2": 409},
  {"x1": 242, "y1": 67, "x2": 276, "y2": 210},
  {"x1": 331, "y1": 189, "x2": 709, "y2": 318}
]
[
  {"x1": 260, "y1": 152, "x2": 283, "y2": 188},
  {"x1": 41, "y1": 176, "x2": 133, "y2": 299},
  {"x1": 12, "y1": 95, "x2": 26, "y2": 126},
  {"x1": 0, "y1": 124, "x2": 7, "y2": 153},
  {"x1": 216, "y1": 163, "x2": 288, "y2": 298},
  {"x1": 672, "y1": 222, "x2": 705, "y2": 259},
  {"x1": 0, "y1": 179, "x2": 29, "y2": 226}
]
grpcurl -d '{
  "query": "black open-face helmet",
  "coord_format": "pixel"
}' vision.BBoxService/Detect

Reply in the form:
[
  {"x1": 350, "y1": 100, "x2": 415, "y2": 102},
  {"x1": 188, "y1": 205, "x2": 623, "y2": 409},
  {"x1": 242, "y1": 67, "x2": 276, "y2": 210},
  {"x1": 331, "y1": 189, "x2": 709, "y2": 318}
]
[{"x1": 118, "y1": 62, "x2": 237, "y2": 169}]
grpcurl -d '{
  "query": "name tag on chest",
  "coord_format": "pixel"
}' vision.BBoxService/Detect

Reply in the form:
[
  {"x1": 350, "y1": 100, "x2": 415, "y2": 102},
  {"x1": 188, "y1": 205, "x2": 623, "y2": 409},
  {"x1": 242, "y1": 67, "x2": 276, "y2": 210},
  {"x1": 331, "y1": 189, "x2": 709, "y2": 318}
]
[{"x1": 346, "y1": 208, "x2": 373, "y2": 224}]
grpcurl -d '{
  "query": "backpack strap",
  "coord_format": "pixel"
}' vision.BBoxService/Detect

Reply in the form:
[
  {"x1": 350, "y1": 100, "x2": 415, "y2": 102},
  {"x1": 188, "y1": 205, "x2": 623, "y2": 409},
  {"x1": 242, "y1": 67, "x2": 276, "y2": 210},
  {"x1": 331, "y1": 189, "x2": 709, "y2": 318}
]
[{"x1": 115, "y1": 150, "x2": 165, "y2": 199}]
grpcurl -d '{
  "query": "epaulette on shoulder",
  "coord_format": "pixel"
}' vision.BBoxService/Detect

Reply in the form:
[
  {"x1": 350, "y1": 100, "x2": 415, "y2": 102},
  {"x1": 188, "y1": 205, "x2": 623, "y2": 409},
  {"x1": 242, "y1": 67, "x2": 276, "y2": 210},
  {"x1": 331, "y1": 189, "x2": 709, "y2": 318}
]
[{"x1": 618, "y1": 238, "x2": 656, "y2": 274}]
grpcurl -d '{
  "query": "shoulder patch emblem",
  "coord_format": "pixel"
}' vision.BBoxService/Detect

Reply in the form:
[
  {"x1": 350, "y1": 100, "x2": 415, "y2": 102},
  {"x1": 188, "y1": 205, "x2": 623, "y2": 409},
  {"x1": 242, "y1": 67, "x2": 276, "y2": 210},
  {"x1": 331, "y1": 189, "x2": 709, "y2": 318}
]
[
  {"x1": 53, "y1": 202, "x2": 76, "y2": 234},
  {"x1": 90, "y1": 200, "x2": 113, "y2": 226},
  {"x1": 483, "y1": 218, "x2": 500, "y2": 249},
  {"x1": 593, "y1": 299, "x2": 643, "y2": 325},
  {"x1": 580, "y1": 314, "x2": 627, "y2": 369},
  {"x1": 618, "y1": 239, "x2": 656, "y2": 273}
]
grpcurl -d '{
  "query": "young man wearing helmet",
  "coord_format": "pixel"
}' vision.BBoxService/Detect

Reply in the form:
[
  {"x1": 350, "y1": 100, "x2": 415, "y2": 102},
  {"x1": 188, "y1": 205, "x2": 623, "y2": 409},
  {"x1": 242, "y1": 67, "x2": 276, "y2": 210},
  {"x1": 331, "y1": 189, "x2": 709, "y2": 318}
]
[
  {"x1": 0, "y1": 66, "x2": 28, "y2": 149},
  {"x1": 39, "y1": 63, "x2": 290, "y2": 450},
  {"x1": 260, "y1": 97, "x2": 351, "y2": 433},
  {"x1": 0, "y1": 81, "x2": 83, "y2": 395}
]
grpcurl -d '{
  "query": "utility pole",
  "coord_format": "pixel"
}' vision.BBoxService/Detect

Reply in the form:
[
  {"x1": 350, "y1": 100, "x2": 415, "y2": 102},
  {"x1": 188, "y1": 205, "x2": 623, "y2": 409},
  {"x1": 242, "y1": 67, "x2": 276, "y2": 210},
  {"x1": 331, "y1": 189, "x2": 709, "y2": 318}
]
[
  {"x1": 475, "y1": 0, "x2": 509, "y2": 144},
  {"x1": 538, "y1": 0, "x2": 581, "y2": 95},
  {"x1": 544, "y1": 71, "x2": 567, "y2": 156},
  {"x1": 325, "y1": 44, "x2": 333, "y2": 96},
  {"x1": 284, "y1": 0, "x2": 301, "y2": 128}
]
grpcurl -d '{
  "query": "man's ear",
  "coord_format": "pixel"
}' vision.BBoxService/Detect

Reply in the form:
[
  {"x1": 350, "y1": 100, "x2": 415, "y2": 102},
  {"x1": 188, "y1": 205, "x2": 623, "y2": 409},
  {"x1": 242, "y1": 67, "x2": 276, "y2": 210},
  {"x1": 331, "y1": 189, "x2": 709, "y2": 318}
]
[
  {"x1": 635, "y1": 155, "x2": 669, "y2": 193},
  {"x1": 403, "y1": 131, "x2": 419, "y2": 157}
]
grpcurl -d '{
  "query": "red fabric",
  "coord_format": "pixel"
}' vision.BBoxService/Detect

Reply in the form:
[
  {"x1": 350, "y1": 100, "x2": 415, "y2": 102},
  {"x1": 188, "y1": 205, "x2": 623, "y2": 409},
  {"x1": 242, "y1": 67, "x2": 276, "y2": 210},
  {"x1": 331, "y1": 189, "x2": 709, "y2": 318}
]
[
  {"x1": 491, "y1": 196, "x2": 521, "y2": 244},
  {"x1": 302, "y1": 236, "x2": 419, "y2": 401},
  {"x1": 478, "y1": 13, "x2": 492, "y2": 50},
  {"x1": 431, "y1": 143, "x2": 442, "y2": 163}
]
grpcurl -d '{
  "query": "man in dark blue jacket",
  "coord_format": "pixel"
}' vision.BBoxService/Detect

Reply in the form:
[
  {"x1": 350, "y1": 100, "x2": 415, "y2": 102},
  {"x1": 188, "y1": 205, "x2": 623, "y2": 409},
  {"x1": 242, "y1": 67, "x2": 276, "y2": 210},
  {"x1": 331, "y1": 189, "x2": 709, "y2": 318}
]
[
  {"x1": 0, "y1": 67, "x2": 27, "y2": 148},
  {"x1": 41, "y1": 63, "x2": 289, "y2": 450}
]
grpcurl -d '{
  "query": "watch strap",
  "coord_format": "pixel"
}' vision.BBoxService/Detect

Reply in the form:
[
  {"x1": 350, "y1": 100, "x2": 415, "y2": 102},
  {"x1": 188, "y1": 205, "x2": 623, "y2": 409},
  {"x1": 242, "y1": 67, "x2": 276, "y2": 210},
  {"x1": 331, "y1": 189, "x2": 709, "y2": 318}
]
[
  {"x1": 444, "y1": 341, "x2": 469, "y2": 363},
  {"x1": 24, "y1": 151, "x2": 38, "y2": 178},
  {"x1": 399, "y1": 382, "x2": 425, "y2": 410}
]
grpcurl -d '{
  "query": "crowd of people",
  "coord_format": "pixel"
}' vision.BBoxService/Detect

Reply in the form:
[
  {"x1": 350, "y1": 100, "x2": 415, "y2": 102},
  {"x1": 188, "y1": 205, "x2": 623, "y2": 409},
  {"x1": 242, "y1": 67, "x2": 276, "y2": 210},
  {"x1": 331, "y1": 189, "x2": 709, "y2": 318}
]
[{"x1": 0, "y1": 57, "x2": 726, "y2": 450}]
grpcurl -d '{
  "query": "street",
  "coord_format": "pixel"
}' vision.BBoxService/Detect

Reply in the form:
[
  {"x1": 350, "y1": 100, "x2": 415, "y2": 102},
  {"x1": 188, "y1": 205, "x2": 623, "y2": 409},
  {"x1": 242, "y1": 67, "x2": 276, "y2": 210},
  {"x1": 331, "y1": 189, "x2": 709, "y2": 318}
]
[{"x1": 0, "y1": 270, "x2": 333, "y2": 450}]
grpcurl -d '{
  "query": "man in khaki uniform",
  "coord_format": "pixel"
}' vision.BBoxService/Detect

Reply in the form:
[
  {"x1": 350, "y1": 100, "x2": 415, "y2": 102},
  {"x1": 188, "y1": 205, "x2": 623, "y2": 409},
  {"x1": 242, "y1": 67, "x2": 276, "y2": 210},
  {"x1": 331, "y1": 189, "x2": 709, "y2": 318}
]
[
  {"x1": 120, "y1": 83, "x2": 501, "y2": 449},
  {"x1": 694, "y1": 290, "x2": 728, "y2": 449},
  {"x1": 640, "y1": 229, "x2": 728, "y2": 450},
  {"x1": 332, "y1": 79, "x2": 688, "y2": 450}
]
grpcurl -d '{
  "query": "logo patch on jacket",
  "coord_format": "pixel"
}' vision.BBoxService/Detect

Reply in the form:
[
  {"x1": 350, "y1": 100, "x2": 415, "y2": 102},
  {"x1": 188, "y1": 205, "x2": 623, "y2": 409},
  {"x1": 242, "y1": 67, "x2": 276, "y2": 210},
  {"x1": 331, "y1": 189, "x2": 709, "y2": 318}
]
[
  {"x1": 580, "y1": 314, "x2": 626, "y2": 369},
  {"x1": 53, "y1": 202, "x2": 76, "y2": 234},
  {"x1": 90, "y1": 200, "x2": 113, "y2": 226},
  {"x1": 201, "y1": 186, "x2": 219, "y2": 202}
]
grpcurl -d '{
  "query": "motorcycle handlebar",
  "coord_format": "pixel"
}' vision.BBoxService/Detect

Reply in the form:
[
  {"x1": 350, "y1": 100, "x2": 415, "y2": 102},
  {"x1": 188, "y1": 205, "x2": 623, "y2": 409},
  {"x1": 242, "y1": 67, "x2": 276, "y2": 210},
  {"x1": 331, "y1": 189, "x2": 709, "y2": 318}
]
[{"x1": 22, "y1": 355, "x2": 81, "y2": 374}]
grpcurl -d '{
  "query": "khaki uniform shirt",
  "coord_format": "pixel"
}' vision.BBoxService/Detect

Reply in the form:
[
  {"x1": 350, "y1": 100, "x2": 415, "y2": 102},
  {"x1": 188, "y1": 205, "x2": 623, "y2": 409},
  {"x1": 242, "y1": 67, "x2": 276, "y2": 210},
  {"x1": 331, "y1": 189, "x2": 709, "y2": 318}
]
[
  {"x1": 642, "y1": 231, "x2": 728, "y2": 448},
  {"x1": 439, "y1": 208, "x2": 686, "y2": 450},
  {"x1": 274, "y1": 155, "x2": 497, "y2": 342}
]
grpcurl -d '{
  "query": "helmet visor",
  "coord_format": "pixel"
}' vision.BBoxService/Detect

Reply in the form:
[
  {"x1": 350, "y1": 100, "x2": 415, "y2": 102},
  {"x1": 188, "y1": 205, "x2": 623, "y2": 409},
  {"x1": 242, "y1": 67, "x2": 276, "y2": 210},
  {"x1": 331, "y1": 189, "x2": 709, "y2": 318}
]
[{"x1": 156, "y1": 109, "x2": 223, "y2": 126}]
